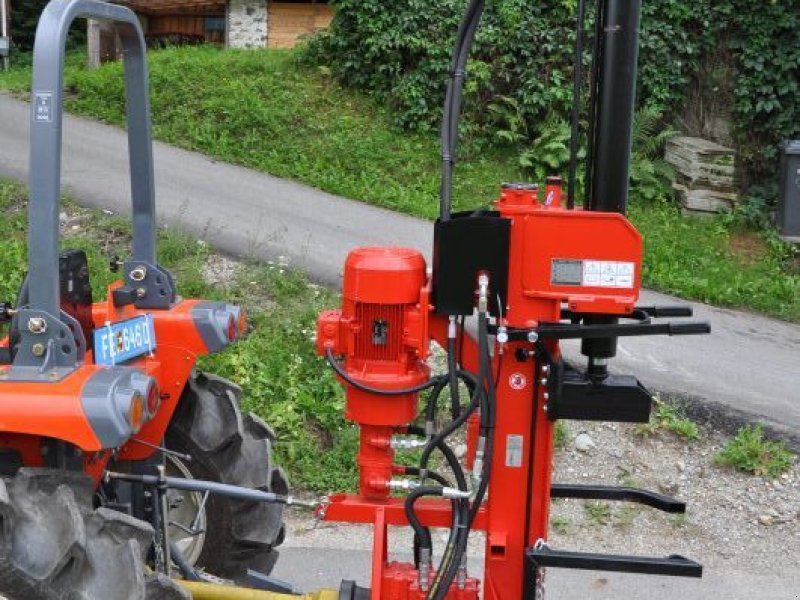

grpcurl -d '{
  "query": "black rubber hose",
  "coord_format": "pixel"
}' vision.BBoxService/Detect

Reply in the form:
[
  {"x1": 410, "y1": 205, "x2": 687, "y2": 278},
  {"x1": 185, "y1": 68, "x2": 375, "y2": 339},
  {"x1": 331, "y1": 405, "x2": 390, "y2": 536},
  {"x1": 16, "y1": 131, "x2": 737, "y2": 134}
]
[
  {"x1": 447, "y1": 334, "x2": 461, "y2": 419},
  {"x1": 405, "y1": 427, "x2": 467, "y2": 492},
  {"x1": 404, "y1": 466, "x2": 452, "y2": 488},
  {"x1": 440, "y1": 0, "x2": 486, "y2": 221},
  {"x1": 433, "y1": 312, "x2": 495, "y2": 599},
  {"x1": 325, "y1": 348, "x2": 444, "y2": 396},
  {"x1": 425, "y1": 378, "x2": 449, "y2": 426},
  {"x1": 404, "y1": 486, "x2": 444, "y2": 552}
]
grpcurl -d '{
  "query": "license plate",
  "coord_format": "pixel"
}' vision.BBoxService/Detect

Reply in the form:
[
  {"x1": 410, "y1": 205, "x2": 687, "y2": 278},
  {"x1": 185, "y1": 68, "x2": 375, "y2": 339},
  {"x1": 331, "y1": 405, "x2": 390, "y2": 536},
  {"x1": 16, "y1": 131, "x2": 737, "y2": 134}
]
[{"x1": 93, "y1": 315, "x2": 156, "y2": 366}]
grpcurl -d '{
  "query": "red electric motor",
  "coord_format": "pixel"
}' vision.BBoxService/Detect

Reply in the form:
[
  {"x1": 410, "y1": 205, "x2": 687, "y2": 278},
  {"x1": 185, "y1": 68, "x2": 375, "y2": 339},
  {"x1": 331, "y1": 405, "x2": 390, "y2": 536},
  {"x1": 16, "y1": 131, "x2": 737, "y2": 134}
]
[{"x1": 317, "y1": 247, "x2": 431, "y2": 499}]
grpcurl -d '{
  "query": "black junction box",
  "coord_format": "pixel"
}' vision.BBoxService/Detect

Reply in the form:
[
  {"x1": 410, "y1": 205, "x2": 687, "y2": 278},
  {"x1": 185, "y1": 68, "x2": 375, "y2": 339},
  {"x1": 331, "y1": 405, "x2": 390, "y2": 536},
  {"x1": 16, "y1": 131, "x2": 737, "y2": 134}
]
[{"x1": 431, "y1": 211, "x2": 511, "y2": 317}]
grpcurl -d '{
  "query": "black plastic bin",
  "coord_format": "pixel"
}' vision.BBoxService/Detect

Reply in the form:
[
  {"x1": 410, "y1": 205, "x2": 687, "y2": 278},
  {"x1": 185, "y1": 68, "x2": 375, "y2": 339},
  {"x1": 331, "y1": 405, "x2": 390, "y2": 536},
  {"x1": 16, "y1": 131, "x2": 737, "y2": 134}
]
[{"x1": 778, "y1": 140, "x2": 800, "y2": 242}]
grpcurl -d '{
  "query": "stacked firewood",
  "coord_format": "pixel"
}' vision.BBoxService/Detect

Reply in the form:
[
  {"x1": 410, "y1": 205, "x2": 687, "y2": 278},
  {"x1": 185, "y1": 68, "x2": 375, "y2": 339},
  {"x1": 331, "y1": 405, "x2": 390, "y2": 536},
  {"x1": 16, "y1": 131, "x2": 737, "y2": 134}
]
[{"x1": 665, "y1": 136, "x2": 738, "y2": 214}]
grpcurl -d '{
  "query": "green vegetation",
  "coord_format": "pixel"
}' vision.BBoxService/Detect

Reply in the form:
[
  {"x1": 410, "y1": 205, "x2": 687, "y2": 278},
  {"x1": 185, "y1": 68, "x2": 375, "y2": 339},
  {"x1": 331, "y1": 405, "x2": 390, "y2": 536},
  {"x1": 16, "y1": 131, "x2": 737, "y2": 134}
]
[
  {"x1": 310, "y1": 0, "x2": 800, "y2": 190},
  {"x1": 554, "y1": 421, "x2": 569, "y2": 451},
  {"x1": 550, "y1": 515, "x2": 571, "y2": 535},
  {"x1": 1, "y1": 47, "x2": 797, "y2": 320},
  {"x1": 634, "y1": 397, "x2": 701, "y2": 441},
  {"x1": 715, "y1": 424, "x2": 795, "y2": 478},
  {"x1": 0, "y1": 179, "x2": 355, "y2": 492},
  {"x1": 583, "y1": 501, "x2": 613, "y2": 526}
]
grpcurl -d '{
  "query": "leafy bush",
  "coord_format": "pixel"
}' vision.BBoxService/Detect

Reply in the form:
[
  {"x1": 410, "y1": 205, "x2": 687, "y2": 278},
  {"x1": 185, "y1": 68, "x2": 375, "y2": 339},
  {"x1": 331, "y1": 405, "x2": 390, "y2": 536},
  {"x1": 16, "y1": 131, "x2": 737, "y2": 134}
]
[{"x1": 305, "y1": 0, "x2": 800, "y2": 196}]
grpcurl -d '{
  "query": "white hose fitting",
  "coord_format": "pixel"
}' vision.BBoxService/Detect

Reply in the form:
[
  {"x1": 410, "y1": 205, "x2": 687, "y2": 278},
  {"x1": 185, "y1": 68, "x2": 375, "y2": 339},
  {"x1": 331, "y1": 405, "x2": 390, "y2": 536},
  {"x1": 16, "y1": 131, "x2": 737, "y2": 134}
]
[
  {"x1": 390, "y1": 436, "x2": 427, "y2": 450},
  {"x1": 442, "y1": 487, "x2": 472, "y2": 500},
  {"x1": 477, "y1": 274, "x2": 490, "y2": 313},
  {"x1": 388, "y1": 479, "x2": 421, "y2": 492}
]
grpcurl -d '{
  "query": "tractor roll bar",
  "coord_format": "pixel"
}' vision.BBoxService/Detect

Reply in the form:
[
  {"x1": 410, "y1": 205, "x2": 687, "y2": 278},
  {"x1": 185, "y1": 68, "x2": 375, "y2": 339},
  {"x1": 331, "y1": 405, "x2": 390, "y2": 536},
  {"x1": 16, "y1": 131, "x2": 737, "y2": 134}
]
[{"x1": 28, "y1": 0, "x2": 160, "y2": 320}]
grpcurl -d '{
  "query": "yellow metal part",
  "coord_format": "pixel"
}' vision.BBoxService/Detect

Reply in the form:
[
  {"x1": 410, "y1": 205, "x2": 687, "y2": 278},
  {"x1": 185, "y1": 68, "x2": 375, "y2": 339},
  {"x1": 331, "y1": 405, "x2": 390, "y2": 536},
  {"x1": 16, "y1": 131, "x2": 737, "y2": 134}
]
[{"x1": 177, "y1": 580, "x2": 339, "y2": 600}]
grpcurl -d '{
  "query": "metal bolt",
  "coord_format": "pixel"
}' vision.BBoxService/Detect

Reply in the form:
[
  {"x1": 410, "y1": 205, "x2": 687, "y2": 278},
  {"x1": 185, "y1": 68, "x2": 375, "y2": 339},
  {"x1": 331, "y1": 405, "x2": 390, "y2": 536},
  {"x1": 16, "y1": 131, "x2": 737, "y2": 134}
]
[
  {"x1": 543, "y1": 392, "x2": 550, "y2": 401},
  {"x1": 28, "y1": 317, "x2": 47, "y2": 334},
  {"x1": 541, "y1": 365, "x2": 551, "y2": 375},
  {"x1": 527, "y1": 330, "x2": 539, "y2": 343},
  {"x1": 543, "y1": 404, "x2": 549, "y2": 413},
  {"x1": 136, "y1": 287, "x2": 147, "y2": 299},
  {"x1": 539, "y1": 378, "x2": 548, "y2": 386},
  {"x1": 130, "y1": 266, "x2": 147, "y2": 282},
  {"x1": 31, "y1": 343, "x2": 45, "y2": 357}
]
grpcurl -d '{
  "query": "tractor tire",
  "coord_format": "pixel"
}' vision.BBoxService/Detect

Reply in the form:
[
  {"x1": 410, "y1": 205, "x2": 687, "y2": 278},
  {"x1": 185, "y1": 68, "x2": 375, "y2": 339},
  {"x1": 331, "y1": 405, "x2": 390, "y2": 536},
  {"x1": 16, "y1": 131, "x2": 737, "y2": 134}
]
[
  {"x1": 165, "y1": 372, "x2": 288, "y2": 581},
  {"x1": 0, "y1": 468, "x2": 188, "y2": 600}
]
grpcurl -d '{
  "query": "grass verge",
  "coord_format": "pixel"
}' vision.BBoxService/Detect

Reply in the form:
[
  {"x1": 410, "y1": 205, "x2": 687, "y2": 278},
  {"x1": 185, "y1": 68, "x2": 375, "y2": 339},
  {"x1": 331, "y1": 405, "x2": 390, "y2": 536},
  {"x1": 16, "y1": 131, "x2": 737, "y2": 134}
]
[
  {"x1": 715, "y1": 424, "x2": 795, "y2": 478},
  {"x1": 0, "y1": 47, "x2": 797, "y2": 321},
  {"x1": 0, "y1": 178, "x2": 356, "y2": 493},
  {"x1": 634, "y1": 396, "x2": 701, "y2": 441}
]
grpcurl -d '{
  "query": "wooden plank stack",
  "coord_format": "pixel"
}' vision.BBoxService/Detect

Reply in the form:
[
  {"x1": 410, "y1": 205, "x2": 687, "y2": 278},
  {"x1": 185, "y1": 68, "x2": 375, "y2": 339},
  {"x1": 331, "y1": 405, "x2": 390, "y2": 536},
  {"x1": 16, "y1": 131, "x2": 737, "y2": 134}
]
[{"x1": 665, "y1": 136, "x2": 739, "y2": 214}]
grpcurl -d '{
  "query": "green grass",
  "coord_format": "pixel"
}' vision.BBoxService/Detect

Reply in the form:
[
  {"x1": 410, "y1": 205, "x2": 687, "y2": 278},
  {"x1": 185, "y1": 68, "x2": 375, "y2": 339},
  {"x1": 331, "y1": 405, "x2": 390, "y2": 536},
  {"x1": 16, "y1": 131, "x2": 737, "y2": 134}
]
[
  {"x1": 0, "y1": 179, "x2": 355, "y2": 493},
  {"x1": 714, "y1": 424, "x2": 795, "y2": 478},
  {"x1": 583, "y1": 501, "x2": 613, "y2": 526},
  {"x1": 554, "y1": 421, "x2": 569, "y2": 451},
  {"x1": 1, "y1": 47, "x2": 797, "y2": 320},
  {"x1": 634, "y1": 396, "x2": 701, "y2": 440},
  {"x1": 550, "y1": 515, "x2": 571, "y2": 535}
]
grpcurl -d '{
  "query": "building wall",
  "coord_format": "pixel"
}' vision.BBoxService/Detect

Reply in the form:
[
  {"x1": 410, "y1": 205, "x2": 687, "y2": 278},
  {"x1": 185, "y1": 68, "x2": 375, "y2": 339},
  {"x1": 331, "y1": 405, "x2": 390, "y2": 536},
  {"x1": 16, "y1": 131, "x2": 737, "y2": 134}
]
[
  {"x1": 267, "y1": 2, "x2": 333, "y2": 49},
  {"x1": 227, "y1": 0, "x2": 268, "y2": 49}
]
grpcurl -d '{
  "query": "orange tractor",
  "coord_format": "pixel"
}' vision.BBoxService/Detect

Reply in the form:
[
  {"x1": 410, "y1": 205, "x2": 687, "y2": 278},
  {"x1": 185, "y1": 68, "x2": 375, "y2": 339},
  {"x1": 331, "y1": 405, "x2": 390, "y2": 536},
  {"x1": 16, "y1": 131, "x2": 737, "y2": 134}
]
[{"x1": 0, "y1": 1, "x2": 289, "y2": 598}]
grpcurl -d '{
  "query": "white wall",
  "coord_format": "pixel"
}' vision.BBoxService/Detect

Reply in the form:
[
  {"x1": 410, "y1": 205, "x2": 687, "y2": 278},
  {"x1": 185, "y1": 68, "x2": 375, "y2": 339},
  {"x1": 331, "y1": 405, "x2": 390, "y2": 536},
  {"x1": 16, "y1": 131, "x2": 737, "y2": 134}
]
[{"x1": 227, "y1": 0, "x2": 268, "y2": 49}]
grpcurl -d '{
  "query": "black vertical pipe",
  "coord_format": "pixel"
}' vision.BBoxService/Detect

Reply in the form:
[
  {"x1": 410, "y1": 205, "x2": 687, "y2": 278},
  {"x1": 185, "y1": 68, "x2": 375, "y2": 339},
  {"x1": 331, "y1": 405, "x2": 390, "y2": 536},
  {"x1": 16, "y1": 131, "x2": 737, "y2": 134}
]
[
  {"x1": 582, "y1": 0, "x2": 642, "y2": 369},
  {"x1": 589, "y1": 0, "x2": 642, "y2": 215}
]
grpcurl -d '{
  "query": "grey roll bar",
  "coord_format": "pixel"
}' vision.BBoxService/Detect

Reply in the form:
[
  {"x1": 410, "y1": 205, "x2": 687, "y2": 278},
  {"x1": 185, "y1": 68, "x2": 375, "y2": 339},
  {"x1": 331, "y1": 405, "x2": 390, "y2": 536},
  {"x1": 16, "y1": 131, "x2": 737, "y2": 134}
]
[{"x1": 16, "y1": 0, "x2": 175, "y2": 373}]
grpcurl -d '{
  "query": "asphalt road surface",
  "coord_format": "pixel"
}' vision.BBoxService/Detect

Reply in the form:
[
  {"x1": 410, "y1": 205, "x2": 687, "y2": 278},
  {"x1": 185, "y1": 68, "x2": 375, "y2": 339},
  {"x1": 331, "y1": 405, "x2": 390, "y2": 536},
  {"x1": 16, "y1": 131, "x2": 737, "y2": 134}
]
[
  {"x1": 1, "y1": 93, "x2": 797, "y2": 443},
  {"x1": 271, "y1": 547, "x2": 800, "y2": 599}
]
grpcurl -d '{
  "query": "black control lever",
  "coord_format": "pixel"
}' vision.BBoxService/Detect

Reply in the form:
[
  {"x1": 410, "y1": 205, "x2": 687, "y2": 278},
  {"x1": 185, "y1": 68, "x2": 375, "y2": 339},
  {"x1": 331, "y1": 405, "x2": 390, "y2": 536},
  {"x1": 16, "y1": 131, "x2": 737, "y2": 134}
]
[
  {"x1": 551, "y1": 483, "x2": 686, "y2": 513},
  {"x1": 0, "y1": 302, "x2": 14, "y2": 324},
  {"x1": 636, "y1": 305, "x2": 694, "y2": 318},
  {"x1": 500, "y1": 306, "x2": 711, "y2": 342}
]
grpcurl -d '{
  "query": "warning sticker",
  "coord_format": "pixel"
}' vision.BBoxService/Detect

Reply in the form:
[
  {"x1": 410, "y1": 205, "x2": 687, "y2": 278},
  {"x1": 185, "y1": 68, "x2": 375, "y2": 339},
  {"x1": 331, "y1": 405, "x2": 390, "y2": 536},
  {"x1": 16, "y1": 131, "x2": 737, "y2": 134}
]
[
  {"x1": 551, "y1": 259, "x2": 635, "y2": 289},
  {"x1": 505, "y1": 435, "x2": 524, "y2": 468},
  {"x1": 34, "y1": 93, "x2": 53, "y2": 122}
]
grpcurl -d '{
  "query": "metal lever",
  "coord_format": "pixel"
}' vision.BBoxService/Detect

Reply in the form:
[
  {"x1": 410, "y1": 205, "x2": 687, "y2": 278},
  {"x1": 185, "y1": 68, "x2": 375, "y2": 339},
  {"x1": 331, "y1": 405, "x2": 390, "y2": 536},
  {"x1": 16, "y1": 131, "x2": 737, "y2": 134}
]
[
  {"x1": 636, "y1": 305, "x2": 694, "y2": 318},
  {"x1": 551, "y1": 483, "x2": 685, "y2": 513},
  {"x1": 526, "y1": 546, "x2": 703, "y2": 578}
]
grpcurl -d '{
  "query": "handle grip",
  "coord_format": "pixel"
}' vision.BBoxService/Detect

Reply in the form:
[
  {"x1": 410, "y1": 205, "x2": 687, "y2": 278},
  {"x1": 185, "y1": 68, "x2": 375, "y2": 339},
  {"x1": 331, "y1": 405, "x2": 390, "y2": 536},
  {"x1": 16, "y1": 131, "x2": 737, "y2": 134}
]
[
  {"x1": 668, "y1": 322, "x2": 711, "y2": 336},
  {"x1": 638, "y1": 305, "x2": 694, "y2": 318}
]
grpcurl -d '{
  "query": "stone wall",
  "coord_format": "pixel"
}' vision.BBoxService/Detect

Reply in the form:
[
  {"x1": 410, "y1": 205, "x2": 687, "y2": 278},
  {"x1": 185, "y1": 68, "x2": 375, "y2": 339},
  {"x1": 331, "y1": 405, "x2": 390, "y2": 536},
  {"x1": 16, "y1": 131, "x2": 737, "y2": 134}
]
[{"x1": 227, "y1": 0, "x2": 268, "y2": 49}]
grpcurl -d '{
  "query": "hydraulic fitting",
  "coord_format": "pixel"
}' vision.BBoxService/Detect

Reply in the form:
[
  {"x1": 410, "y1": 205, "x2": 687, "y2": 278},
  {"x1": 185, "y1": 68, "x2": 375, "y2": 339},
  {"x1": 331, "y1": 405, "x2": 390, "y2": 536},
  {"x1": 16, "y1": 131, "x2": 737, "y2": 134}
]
[
  {"x1": 388, "y1": 478, "x2": 421, "y2": 493},
  {"x1": 390, "y1": 436, "x2": 428, "y2": 450},
  {"x1": 477, "y1": 274, "x2": 490, "y2": 313},
  {"x1": 419, "y1": 548, "x2": 433, "y2": 592}
]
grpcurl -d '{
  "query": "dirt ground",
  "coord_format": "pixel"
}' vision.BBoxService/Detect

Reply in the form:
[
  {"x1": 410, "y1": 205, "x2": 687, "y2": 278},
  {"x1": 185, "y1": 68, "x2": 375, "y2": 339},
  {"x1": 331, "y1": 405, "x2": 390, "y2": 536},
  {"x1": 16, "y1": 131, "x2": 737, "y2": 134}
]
[{"x1": 285, "y1": 418, "x2": 799, "y2": 579}]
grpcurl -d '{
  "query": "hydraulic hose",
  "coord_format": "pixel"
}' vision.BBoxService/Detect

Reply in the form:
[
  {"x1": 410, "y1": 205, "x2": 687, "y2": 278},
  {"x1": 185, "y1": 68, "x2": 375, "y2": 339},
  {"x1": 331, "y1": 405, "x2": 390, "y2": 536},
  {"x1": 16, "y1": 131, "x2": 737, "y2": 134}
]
[
  {"x1": 430, "y1": 312, "x2": 496, "y2": 600},
  {"x1": 403, "y1": 466, "x2": 452, "y2": 488},
  {"x1": 325, "y1": 348, "x2": 444, "y2": 396},
  {"x1": 439, "y1": 0, "x2": 486, "y2": 221},
  {"x1": 447, "y1": 333, "x2": 461, "y2": 419},
  {"x1": 404, "y1": 486, "x2": 444, "y2": 553}
]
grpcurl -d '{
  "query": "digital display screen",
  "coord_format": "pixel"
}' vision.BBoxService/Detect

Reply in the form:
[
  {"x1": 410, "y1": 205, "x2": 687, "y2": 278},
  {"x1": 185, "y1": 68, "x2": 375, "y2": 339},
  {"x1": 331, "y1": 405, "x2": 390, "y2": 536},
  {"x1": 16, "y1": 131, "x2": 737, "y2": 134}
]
[{"x1": 551, "y1": 259, "x2": 583, "y2": 286}]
